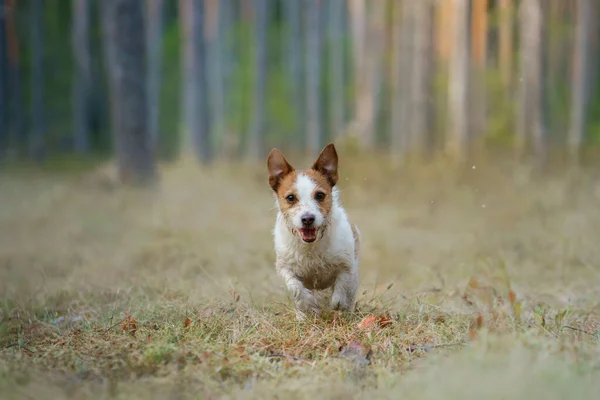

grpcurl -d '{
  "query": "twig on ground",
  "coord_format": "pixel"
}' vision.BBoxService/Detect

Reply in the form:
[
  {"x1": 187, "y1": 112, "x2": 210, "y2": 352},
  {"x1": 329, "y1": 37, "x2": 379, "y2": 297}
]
[
  {"x1": 98, "y1": 319, "x2": 125, "y2": 333},
  {"x1": 405, "y1": 342, "x2": 466, "y2": 352},
  {"x1": 563, "y1": 326, "x2": 598, "y2": 337},
  {"x1": 264, "y1": 353, "x2": 306, "y2": 363},
  {"x1": 1, "y1": 340, "x2": 30, "y2": 350}
]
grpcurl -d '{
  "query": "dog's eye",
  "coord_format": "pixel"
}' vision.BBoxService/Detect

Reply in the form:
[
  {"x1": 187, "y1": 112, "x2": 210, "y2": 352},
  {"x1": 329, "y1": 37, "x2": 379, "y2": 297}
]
[
  {"x1": 315, "y1": 192, "x2": 326, "y2": 201},
  {"x1": 285, "y1": 194, "x2": 296, "y2": 203}
]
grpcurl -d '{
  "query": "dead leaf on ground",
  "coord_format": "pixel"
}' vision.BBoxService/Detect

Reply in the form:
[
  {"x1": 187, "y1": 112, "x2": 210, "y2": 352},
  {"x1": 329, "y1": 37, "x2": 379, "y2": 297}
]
[
  {"x1": 358, "y1": 315, "x2": 392, "y2": 330},
  {"x1": 508, "y1": 290, "x2": 517, "y2": 305},
  {"x1": 121, "y1": 313, "x2": 137, "y2": 336},
  {"x1": 183, "y1": 317, "x2": 192, "y2": 328},
  {"x1": 468, "y1": 328, "x2": 478, "y2": 341},
  {"x1": 468, "y1": 277, "x2": 479, "y2": 289}
]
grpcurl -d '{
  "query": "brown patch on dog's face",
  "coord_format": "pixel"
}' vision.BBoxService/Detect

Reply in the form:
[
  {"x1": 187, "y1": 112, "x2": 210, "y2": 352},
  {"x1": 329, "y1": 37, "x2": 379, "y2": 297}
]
[{"x1": 272, "y1": 171, "x2": 299, "y2": 214}]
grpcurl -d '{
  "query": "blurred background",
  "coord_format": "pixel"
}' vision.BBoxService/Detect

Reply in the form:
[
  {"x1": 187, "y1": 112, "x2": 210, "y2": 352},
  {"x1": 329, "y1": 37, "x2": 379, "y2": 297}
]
[{"x1": 0, "y1": 0, "x2": 599, "y2": 180}]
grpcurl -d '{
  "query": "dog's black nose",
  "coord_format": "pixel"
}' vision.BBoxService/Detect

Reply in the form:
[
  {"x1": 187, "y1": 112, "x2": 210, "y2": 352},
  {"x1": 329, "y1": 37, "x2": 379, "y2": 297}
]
[{"x1": 301, "y1": 214, "x2": 315, "y2": 226}]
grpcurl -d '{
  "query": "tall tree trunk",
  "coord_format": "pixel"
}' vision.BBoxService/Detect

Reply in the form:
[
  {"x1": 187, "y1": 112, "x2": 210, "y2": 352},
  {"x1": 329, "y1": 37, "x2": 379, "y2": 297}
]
[
  {"x1": 30, "y1": 0, "x2": 45, "y2": 160},
  {"x1": 348, "y1": 0, "x2": 369, "y2": 145},
  {"x1": 498, "y1": 0, "x2": 513, "y2": 89},
  {"x1": 206, "y1": 0, "x2": 225, "y2": 152},
  {"x1": 72, "y1": 0, "x2": 91, "y2": 154},
  {"x1": 104, "y1": 0, "x2": 156, "y2": 184},
  {"x1": 146, "y1": 0, "x2": 164, "y2": 152},
  {"x1": 517, "y1": 0, "x2": 544, "y2": 162},
  {"x1": 328, "y1": 0, "x2": 345, "y2": 139},
  {"x1": 284, "y1": 0, "x2": 304, "y2": 149},
  {"x1": 469, "y1": 0, "x2": 487, "y2": 143},
  {"x1": 409, "y1": 0, "x2": 433, "y2": 157},
  {"x1": 348, "y1": 0, "x2": 386, "y2": 148},
  {"x1": 568, "y1": 0, "x2": 591, "y2": 164},
  {"x1": 445, "y1": 0, "x2": 468, "y2": 161},
  {"x1": 389, "y1": 0, "x2": 405, "y2": 160},
  {"x1": 435, "y1": 0, "x2": 453, "y2": 62},
  {"x1": 100, "y1": 0, "x2": 119, "y2": 146},
  {"x1": 0, "y1": 0, "x2": 7, "y2": 159},
  {"x1": 247, "y1": 0, "x2": 267, "y2": 158},
  {"x1": 306, "y1": 0, "x2": 323, "y2": 155},
  {"x1": 219, "y1": 0, "x2": 237, "y2": 156},
  {"x1": 5, "y1": 0, "x2": 24, "y2": 157},
  {"x1": 179, "y1": 0, "x2": 212, "y2": 162}
]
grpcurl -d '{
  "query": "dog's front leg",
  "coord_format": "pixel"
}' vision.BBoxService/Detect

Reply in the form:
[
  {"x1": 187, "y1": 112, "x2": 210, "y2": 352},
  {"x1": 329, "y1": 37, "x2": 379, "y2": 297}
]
[
  {"x1": 277, "y1": 266, "x2": 319, "y2": 320},
  {"x1": 330, "y1": 269, "x2": 358, "y2": 312}
]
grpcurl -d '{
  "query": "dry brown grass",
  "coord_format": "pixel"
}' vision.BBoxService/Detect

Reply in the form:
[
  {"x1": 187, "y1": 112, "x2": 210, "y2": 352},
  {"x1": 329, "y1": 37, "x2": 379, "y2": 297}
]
[{"x1": 1, "y1": 153, "x2": 600, "y2": 399}]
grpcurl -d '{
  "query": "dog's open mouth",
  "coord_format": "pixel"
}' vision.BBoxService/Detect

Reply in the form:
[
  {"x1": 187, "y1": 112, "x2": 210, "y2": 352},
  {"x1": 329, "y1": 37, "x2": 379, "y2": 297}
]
[{"x1": 298, "y1": 227, "x2": 318, "y2": 243}]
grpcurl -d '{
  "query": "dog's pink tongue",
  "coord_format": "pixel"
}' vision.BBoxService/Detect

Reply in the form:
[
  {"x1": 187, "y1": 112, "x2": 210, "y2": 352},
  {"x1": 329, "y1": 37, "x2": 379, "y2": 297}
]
[{"x1": 299, "y1": 228, "x2": 317, "y2": 242}]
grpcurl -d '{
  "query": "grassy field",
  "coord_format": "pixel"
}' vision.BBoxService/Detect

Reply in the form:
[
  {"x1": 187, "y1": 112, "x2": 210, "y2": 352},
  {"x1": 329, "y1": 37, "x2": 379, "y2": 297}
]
[{"x1": 1, "y1": 152, "x2": 600, "y2": 399}]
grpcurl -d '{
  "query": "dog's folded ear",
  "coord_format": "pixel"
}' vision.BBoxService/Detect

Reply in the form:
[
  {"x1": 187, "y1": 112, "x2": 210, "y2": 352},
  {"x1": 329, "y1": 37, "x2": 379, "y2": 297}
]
[
  {"x1": 267, "y1": 149, "x2": 294, "y2": 191},
  {"x1": 312, "y1": 143, "x2": 339, "y2": 187}
]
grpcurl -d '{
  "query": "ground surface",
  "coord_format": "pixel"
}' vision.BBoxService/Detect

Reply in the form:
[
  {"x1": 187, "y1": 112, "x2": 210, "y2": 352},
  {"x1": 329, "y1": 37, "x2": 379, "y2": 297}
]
[{"x1": 1, "y1": 153, "x2": 600, "y2": 399}]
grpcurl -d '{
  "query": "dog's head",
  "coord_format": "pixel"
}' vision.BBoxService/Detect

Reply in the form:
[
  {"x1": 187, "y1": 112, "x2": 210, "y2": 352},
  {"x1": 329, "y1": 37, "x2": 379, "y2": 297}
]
[{"x1": 267, "y1": 143, "x2": 339, "y2": 243}]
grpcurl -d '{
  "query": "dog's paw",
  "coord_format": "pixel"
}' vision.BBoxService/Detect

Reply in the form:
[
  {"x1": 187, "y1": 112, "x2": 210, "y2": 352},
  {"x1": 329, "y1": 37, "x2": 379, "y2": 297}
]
[{"x1": 330, "y1": 292, "x2": 355, "y2": 312}]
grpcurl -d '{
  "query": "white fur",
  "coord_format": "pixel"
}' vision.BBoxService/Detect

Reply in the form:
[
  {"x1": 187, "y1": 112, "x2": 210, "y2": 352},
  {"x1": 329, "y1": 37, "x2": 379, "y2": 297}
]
[
  {"x1": 289, "y1": 174, "x2": 325, "y2": 229},
  {"x1": 273, "y1": 176, "x2": 359, "y2": 320}
]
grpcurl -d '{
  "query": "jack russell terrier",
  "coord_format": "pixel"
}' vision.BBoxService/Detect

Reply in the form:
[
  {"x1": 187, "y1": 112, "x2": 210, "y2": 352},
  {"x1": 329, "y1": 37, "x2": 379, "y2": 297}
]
[{"x1": 267, "y1": 143, "x2": 360, "y2": 320}]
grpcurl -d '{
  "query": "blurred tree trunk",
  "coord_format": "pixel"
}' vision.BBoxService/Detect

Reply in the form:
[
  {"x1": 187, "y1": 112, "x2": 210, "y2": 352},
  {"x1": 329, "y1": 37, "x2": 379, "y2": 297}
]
[
  {"x1": 498, "y1": 0, "x2": 513, "y2": 89},
  {"x1": 72, "y1": 0, "x2": 91, "y2": 154},
  {"x1": 436, "y1": 0, "x2": 453, "y2": 62},
  {"x1": 568, "y1": 0, "x2": 591, "y2": 164},
  {"x1": 445, "y1": 0, "x2": 468, "y2": 162},
  {"x1": 348, "y1": 0, "x2": 369, "y2": 146},
  {"x1": 348, "y1": 0, "x2": 386, "y2": 148},
  {"x1": 0, "y1": 0, "x2": 7, "y2": 159},
  {"x1": 247, "y1": 0, "x2": 267, "y2": 158},
  {"x1": 306, "y1": 0, "x2": 323, "y2": 155},
  {"x1": 179, "y1": 0, "x2": 212, "y2": 163},
  {"x1": 30, "y1": 0, "x2": 45, "y2": 160},
  {"x1": 5, "y1": 0, "x2": 24, "y2": 157},
  {"x1": 328, "y1": 0, "x2": 345, "y2": 139},
  {"x1": 206, "y1": 0, "x2": 225, "y2": 152},
  {"x1": 100, "y1": 0, "x2": 119, "y2": 145},
  {"x1": 103, "y1": 0, "x2": 156, "y2": 184},
  {"x1": 390, "y1": 0, "x2": 406, "y2": 160},
  {"x1": 218, "y1": 0, "x2": 237, "y2": 156},
  {"x1": 284, "y1": 0, "x2": 304, "y2": 148},
  {"x1": 146, "y1": 0, "x2": 164, "y2": 152},
  {"x1": 469, "y1": 0, "x2": 487, "y2": 145},
  {"x1": 409, "y1": 0, "x2": 434, "y2": 157},
  {"x1": 517, "y1": 0, "x2": 544, "y2": 162}
]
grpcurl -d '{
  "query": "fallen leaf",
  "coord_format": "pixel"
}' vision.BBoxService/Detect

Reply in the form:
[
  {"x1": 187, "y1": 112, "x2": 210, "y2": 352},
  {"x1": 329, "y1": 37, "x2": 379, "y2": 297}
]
[
  {"x1": 358, "y1": 314, "x2": 392, "y2": 330},
  {"x1": 555, "y1": 310, "x2": 567, "y2": 330},
  {"x1": 183, "y1": 317, "x2": 192, "y2": 328},
  {"x1": 377, "y1": 315, "x2": 393, "y2": 328},
  {"x1": 534, "y1": 312, "x2": 545, "y2": 327},
  {"x1": 468, "y1": 277, "x2": 479, "y2": 289},
  {"x1": 120, "y1": 313, "x2": 137, "y2": 336},
  {"x1": 508, "y1": 290, "x2": 516, "y2": 305},
  {"x1": 358, "y1": 315, "x2": 377, "y2": 329},
  {"x1": 468, "y1": 328, "x2": 478, "y2": 341},
  {"x1": 513, "y1": 301, "x2": 522, "y2": 321},
  {"x1": 475, "y1": 313, "x2": 483, "y2": 329}
]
